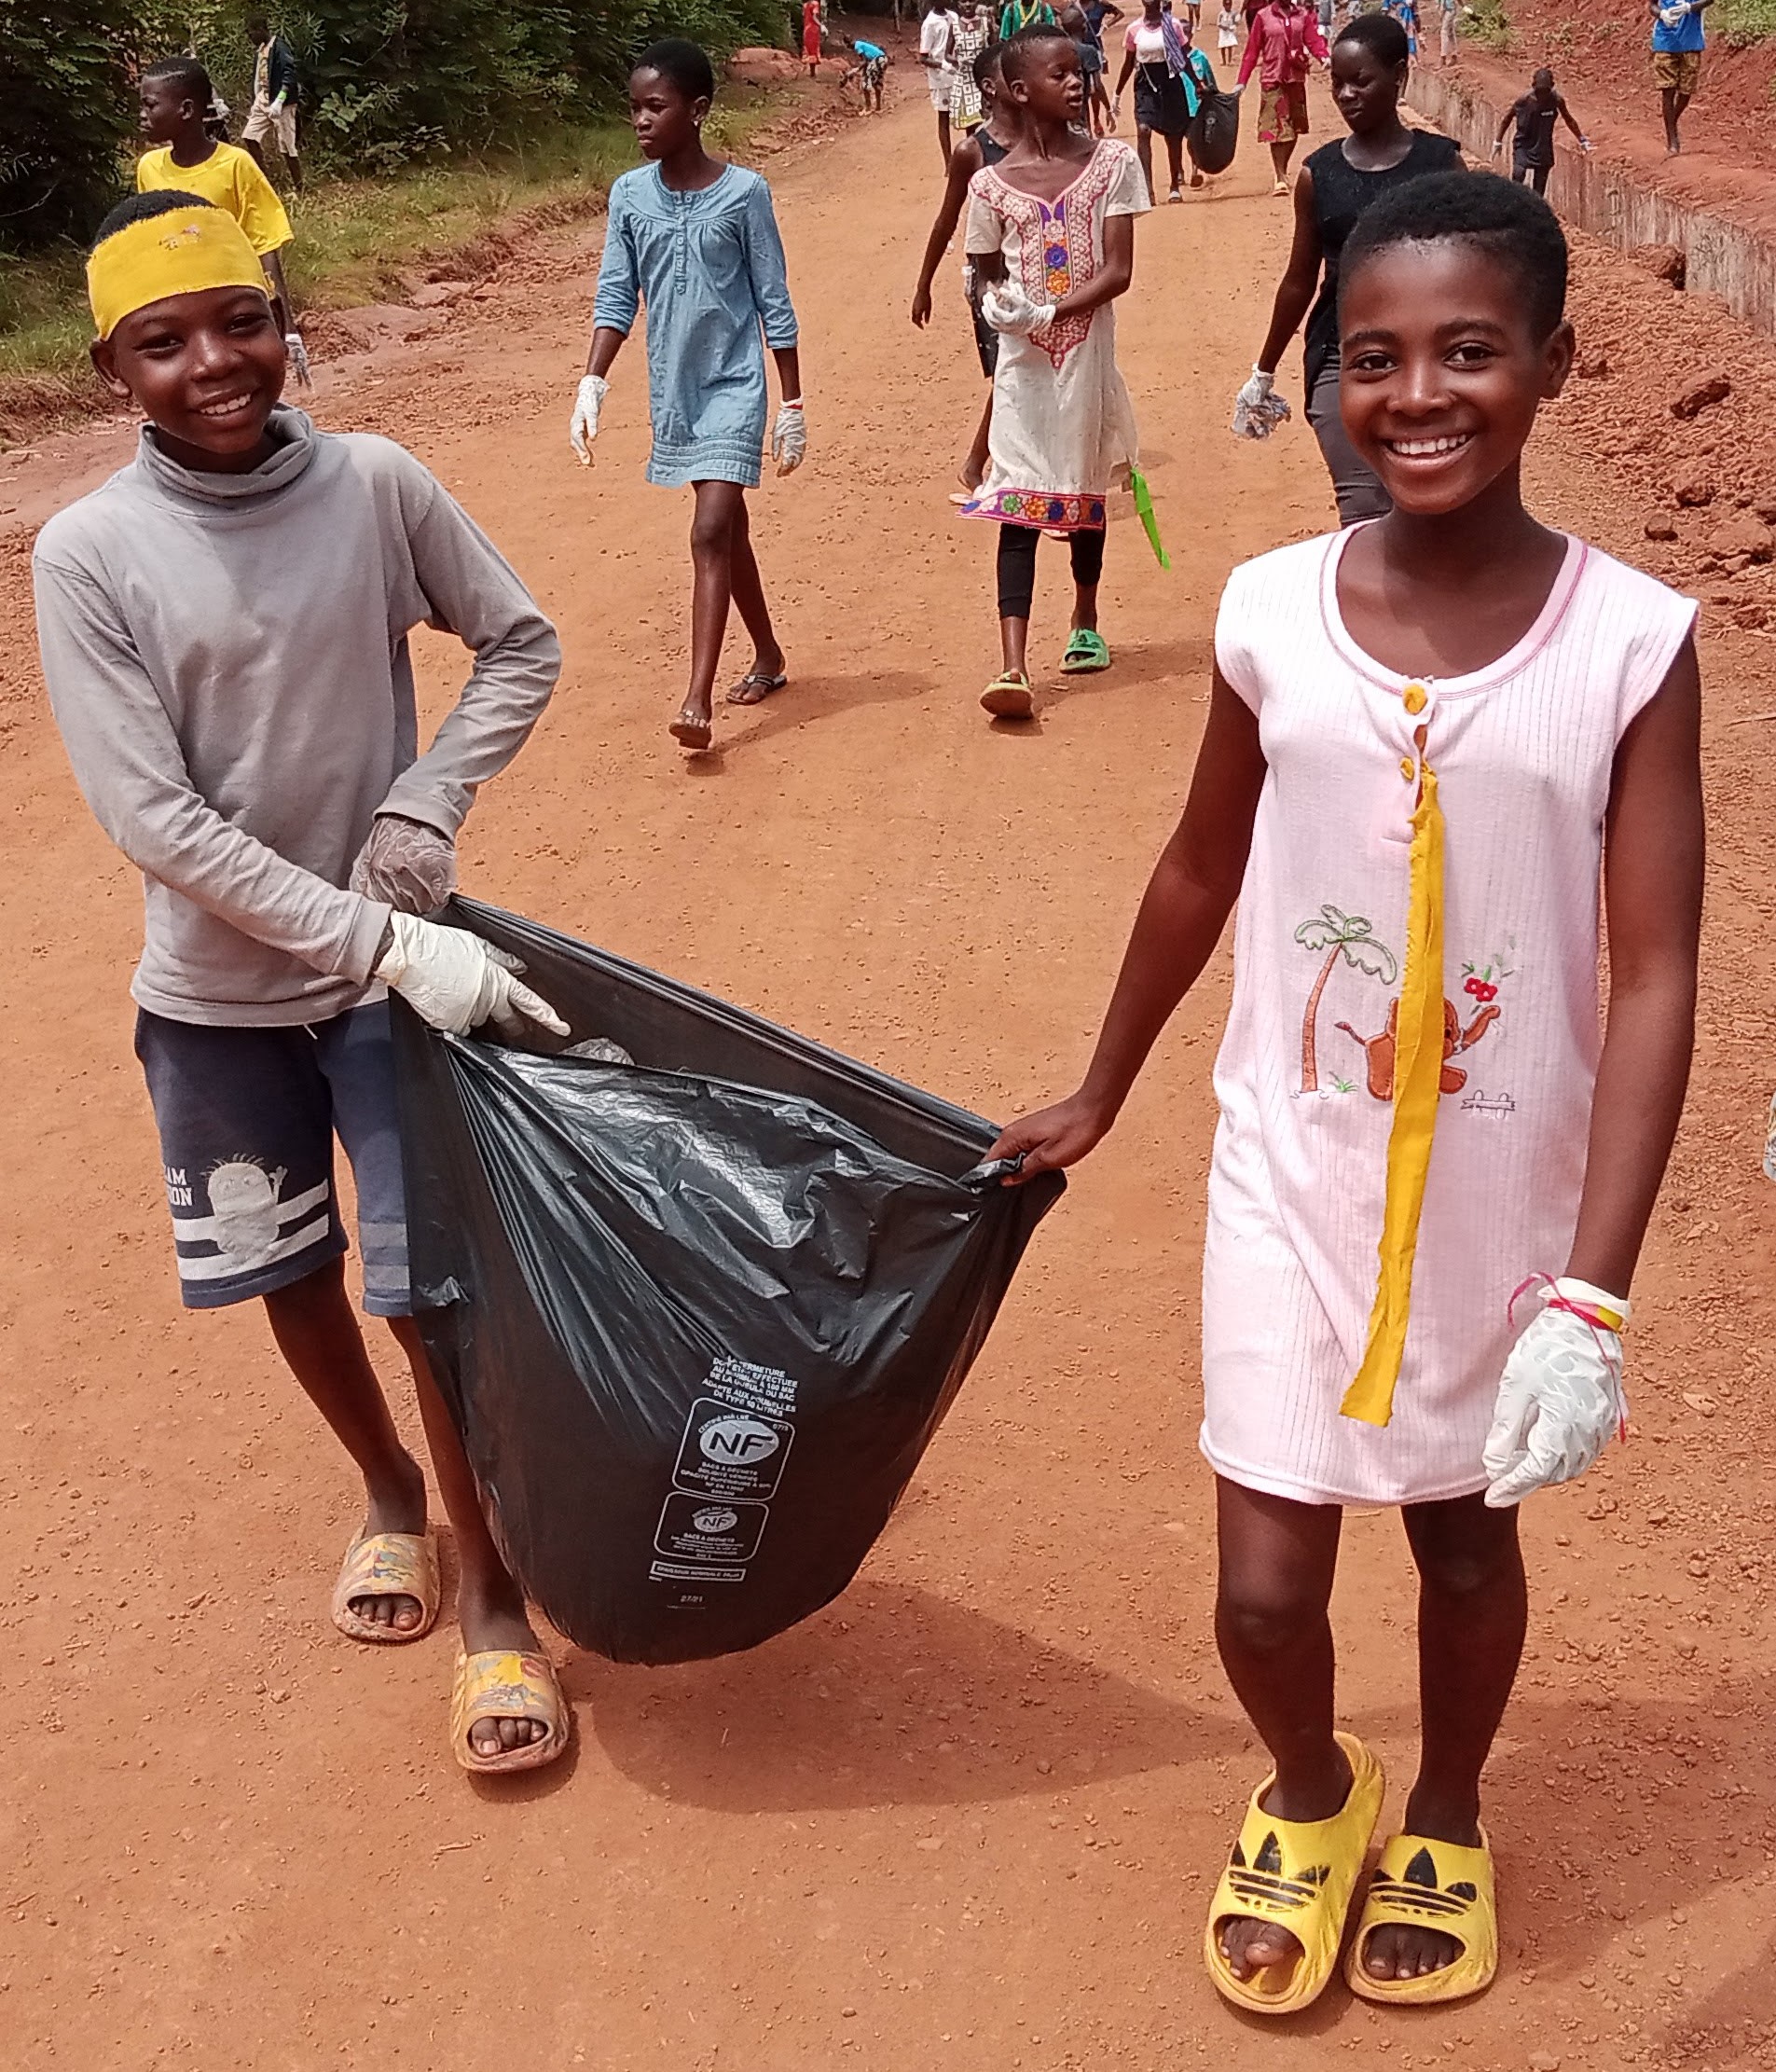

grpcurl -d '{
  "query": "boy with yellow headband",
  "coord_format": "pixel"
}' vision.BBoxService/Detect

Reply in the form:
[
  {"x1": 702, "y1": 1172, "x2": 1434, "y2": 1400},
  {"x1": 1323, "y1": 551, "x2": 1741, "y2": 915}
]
[{"x1": 34, "y1": 189, "x2": 576, "y2": 1777}]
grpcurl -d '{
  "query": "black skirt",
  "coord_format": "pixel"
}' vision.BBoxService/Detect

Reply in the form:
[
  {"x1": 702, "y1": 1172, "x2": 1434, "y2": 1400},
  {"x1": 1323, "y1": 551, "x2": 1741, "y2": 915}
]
[{"x1": 1133, "y1": 61, "x2": 1192, "y2": 138}]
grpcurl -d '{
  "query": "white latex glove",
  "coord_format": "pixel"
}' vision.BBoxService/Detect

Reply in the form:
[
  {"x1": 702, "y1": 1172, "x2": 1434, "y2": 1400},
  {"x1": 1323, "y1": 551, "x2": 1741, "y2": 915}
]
[
  {"x1": 375, "y1": 913, "x2": 569, "y2": 1043},
  {"x1": 772, "y1": 398, "x2": 806, "y2": 474},
  {"x1": 268, "y1": 92, "x2": 287, "y2": 113},
  {"x1": 1489, "y1": 136, "x2": 1503, "y2": 158},
  {"x1": 570, "y1": 373, "x2": 609, "y2": 464},
  {"x1": 284, "y1": 332, "x2": 311, "y2": 390},
  {"x1": 1659, "y1": 3, "x2": 1687, "y2": 23},
  {"x1": 1232, "y1": 364, "x2": 1291, "y2": 439},
  {"x1": 1482, "y1": 1278, "x2": 1631, "y2": 1508},
  {"x1": 350, "y1": 813, "x2": 458, "y2": 917},
  {"x1": 981, "y1": 283, "x2": 1056, "y2": 336}
]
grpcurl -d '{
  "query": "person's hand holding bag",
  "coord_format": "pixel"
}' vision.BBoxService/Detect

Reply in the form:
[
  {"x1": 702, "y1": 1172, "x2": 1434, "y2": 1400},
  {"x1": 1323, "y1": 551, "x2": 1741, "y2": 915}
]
[
  {"x1": 1232, "y1": 365, "x2": 1291, "y2": 439},
  {"x1": 375, "y1": 914, "x2": 569, "y2": 1043},
  {"x1": 1482, "y1": 1278, "x2": 1630, "y2": 1507}
]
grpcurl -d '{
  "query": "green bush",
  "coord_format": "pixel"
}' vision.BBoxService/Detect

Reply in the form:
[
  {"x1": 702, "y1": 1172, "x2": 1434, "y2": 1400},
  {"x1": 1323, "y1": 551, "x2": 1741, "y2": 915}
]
[
  {"x1": 1714, "y1": 0, "x2": 1776, "y2": 47},
  {"x1": 0, "y1": 0, "x2": 136, "y2": 249}
]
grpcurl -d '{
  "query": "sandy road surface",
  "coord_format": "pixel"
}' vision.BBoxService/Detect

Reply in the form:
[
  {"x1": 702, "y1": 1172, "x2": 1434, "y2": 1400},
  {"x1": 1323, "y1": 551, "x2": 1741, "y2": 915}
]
[{"x1": 3, "y1": 71, "x2": 1776, "y2": 2072}]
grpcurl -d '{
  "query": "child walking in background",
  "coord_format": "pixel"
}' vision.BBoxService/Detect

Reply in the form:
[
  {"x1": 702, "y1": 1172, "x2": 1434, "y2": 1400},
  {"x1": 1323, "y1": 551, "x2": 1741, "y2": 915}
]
[
  {"x1": 989, "y1": 173, "x2": 1700, "y2": 2012},
  {"x1": 572, "y1": 40, "x2": 805, "y2": 753},
  {"x1": 1218, "y1": 2, "x2": 1242, "y2": 63},
  {"x1": 135, "y1": 54, "x2": 309, "y2": 385},
  {"x1": 1492, "y1": 66, "x2": 1590, "y2": 193},
  {"x1": 962, "y1": 27, "x2": 1150, "y2": 719},
  {"x1": 35, "y1": 190, "x2": 573, "y2": 1775}
]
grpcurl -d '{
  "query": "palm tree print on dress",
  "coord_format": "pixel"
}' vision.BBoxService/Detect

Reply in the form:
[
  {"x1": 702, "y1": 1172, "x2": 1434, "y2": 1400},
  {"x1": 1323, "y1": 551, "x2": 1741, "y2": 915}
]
[{"x1": 1294, "y1": 905, "x2": 1399, "y2": 1094}]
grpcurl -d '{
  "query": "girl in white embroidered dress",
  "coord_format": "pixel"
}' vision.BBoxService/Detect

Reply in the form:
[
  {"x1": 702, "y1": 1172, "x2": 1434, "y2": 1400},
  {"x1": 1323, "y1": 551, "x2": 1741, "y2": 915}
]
[
  {"x1": 962, "y1": 26, "x2": 1149, "y2": 719},
  {"x1": 986, "y1": 174, "x2": 1700, "y2": 2014}
]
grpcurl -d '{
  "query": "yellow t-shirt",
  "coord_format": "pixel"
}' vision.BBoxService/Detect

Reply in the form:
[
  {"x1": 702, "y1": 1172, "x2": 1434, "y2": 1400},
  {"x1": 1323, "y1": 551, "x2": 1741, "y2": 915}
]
[{"x1": 135, "y1": 143, "x2": 293, "y2": 256}]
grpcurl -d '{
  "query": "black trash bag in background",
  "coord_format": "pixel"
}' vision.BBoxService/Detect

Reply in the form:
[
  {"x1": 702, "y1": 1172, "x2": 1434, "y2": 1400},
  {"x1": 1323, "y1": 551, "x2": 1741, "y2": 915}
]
[
  {"x1": 1189, "y1": 87, "x2": 1240, "y2": 175},
  {"x1": 392, "y1": 897, "x2": 1065, "y2": 1666}
]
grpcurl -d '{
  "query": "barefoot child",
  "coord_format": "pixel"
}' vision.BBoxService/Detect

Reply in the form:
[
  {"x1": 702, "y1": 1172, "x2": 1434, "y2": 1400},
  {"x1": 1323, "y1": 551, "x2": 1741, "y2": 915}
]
[
  {"x1": 962, "y1": 26, "x2": 1150, "y2": 720},
  {"x1": 988, "y1": 173, "x2": 1700, "y2": 2011},
  {"x1": 911, "y1": 44, "x2": 1020, "y2": 498},
  {"x1": 135, "y1": 54, "x2": 310, "y2": 385},
  {"x1": 571, "y1": 39, "x2": 805, "y2": 753},
  {"x1": 34, "y1": 190, "x2": 577, "y2": 1775}
]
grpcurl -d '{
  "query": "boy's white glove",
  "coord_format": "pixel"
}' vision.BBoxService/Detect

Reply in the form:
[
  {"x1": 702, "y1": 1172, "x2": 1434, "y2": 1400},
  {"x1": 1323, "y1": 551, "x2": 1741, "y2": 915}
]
[
  {"x1": 772, "y1": 399, "x2": 807, "y2": 473},
  {"x1": 1232, "y1": 365, "x2": 1291, "y2": 438},
  {"x1": 1659, "y1": 2, "x2": 1688, "y2": 20},
  {"x1": 1482, "y1": 1278, "x2": 1630, "y2": 1508},
  {"x1": 570, "y1": 373, "x2": 610, "y2": 464},
  {"x1": 981, "y1": 282, "x2": 1055, "y2": 336},
  {"x1": 285, "y1": 332, "x2": 311, "y2": 390},
  {"x1": 350, "y1": 813, "x2": 458, "y2": 917},
  {"x1": 375, "y1": 913, "x2": 569, "y2": 1043}
]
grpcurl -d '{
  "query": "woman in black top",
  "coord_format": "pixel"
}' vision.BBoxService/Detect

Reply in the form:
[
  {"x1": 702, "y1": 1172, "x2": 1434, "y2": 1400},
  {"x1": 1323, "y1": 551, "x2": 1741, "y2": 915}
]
[{"x1": 1230, "y1": 12, "x2": 1461, "y2": 522}]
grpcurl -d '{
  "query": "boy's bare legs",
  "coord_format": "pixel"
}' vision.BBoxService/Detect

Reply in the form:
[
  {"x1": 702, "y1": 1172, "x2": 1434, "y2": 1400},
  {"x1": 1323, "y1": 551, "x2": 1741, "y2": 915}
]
[
  {"x1": 391, "y1": 1315, "x2": 551, "y2": 1759},
  {"x1": 723, "y1": 490, "x2": 788, "y2": 703},
  {"x1": 1211, "y1": 1477, "x2": 1348, "y2": 1980},
  {"x1": 264, "y1": 1258, "x2": 427, "y2": 1634}
]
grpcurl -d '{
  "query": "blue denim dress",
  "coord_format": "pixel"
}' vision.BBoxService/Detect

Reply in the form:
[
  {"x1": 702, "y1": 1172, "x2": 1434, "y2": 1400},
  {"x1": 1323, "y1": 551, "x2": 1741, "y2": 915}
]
[{"x1": 592, "y1": 163, "x2": 800, "y2": 489}]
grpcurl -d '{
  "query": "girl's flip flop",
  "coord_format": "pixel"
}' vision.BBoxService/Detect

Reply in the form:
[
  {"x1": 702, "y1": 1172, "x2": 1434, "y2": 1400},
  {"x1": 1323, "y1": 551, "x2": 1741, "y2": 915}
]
[
  {"x1": 448, "y1": 1649, "x2": 571, "y2": 1775},
  {"x1": 1204, "y1": 1731, "x2": 1385, "y2": 2015},
  {"x1": 1343, "y1": 1829, "x2": 1499, "y2": 2005},
  {"x1": 1061, "y1": 629, "x2": 1111, "y2": 673},
  {"x1": 725, "y1": 671, "x2": 788, "y2": 706},
  {"x1": 329, "y1": 1528, "x2": 440, "y2": 1645},
  {"x1": 981, "y1": 670, "x2": 1035, "y2": 719}
]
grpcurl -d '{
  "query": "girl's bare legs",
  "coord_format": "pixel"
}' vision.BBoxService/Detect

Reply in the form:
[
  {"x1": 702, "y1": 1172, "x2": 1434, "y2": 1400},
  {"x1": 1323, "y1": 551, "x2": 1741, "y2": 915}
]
[
  {"x1": 675, "y1": 477, "x2": 748, "y2": 744},
  {"x1": 723, "y1": 490, "x2": 788, "y2": 704},
  {"x1": 1164, "y1": 130, "x2": 1186, "y2": 195},
  {"x1": 963, "y1": 393, "x2": 993, "y2": 491},
  {"x1": 1136, "y1": 122, "x2": 1157, "y2": 203},
  {"x1": 1211, "y1": 1477, "x2": 1348, "y2": 1981}
]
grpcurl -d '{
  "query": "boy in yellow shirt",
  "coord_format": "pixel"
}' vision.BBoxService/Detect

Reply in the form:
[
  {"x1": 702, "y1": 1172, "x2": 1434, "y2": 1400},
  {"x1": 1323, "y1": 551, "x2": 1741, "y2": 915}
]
[{"x1": 136, "y1": 55, "x2": 310, "y2": 384}]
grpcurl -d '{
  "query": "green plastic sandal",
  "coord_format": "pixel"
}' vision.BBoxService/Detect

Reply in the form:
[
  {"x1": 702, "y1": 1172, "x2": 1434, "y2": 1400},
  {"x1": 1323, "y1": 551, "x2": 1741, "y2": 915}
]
[{"x1": 1062, "y1": 629, "x2": 1111, "y2": 674}]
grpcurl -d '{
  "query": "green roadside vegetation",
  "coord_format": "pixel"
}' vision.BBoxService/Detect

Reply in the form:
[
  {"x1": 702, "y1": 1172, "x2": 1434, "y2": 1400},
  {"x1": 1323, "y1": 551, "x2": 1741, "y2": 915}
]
[
  {"x1": 1714, "y1": 0, "x2": 1776, "y2": 47},
  {"x1": 1459, "y1": 0, "x2": 1512, "y2": 57}
]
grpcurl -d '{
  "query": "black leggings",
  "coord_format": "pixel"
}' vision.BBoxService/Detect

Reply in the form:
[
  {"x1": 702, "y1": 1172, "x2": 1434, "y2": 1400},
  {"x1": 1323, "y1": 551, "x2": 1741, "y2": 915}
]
[{"x1": 996, "y1": 523, "x2": 1106, "y2": 620}]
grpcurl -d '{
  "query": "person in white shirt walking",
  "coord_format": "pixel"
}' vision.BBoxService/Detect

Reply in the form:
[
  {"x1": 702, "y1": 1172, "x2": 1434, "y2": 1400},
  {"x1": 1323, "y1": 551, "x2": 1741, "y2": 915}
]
[{"x1": 921, "y1": 0, "x2": 961, "y2": 161}]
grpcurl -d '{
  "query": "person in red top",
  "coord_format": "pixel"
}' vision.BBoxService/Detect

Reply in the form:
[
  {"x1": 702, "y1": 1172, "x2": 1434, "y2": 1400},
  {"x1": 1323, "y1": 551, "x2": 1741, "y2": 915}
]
[{"x1": 1238, "y1": 0, "x2": 1328, "y2": 193}]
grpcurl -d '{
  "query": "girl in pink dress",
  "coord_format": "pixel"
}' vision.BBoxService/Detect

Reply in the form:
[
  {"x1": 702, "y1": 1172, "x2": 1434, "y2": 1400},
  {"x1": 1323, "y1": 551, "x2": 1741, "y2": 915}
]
[{"x1": 988, "y1": 173, "x2": 1701, "y2": 2017}]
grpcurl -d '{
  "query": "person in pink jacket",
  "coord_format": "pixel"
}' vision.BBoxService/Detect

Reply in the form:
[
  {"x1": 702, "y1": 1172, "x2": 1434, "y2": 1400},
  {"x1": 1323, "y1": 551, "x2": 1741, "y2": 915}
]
[{"x1": 1239, "y1": 0, "x2": 1329, "y2": 192}]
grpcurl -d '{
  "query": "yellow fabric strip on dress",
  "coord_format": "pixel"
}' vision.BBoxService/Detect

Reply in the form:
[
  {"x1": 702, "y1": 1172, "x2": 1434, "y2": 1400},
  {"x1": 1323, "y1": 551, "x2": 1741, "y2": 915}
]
[{"x1": 1341, "y1": 758, "x2": 1445, "y2": 1427}]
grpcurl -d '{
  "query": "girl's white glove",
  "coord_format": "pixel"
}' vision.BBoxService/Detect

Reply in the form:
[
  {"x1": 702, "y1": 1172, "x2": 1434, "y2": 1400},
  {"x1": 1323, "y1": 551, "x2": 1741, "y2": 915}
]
[
  {"x1": 374, "y1": 913, "x2": 569, "y2": 1043},
  {"x1": 1232, "y1": 365, "x2": 1291, "y2": 439},
  {"x1": 772, "y1": 399, "x2": 807, "y2": 474},
  {"x1": 570, "y1": 373, "x2": 610, "y2": 464},
  {"x1": 1481, "y1": 1278, "x2": 1630, "y2": 1508},
  {"x1": 350, "y1": 813, "x2": 457, "y2": 917},
  {"x1": 981, "y1": 282, "x2": 1056, "y2": 336}
]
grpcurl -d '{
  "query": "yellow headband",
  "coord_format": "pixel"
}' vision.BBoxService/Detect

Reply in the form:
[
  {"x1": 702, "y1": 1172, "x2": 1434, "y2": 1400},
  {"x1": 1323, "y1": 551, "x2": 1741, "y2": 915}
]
[{"x1": 88, "y1": 204, "x2": 268, "y2": 341}]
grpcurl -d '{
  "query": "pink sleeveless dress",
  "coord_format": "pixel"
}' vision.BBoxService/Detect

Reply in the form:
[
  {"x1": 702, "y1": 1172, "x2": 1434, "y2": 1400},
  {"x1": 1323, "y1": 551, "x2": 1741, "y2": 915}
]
[{"x1": 1202, "y1": 529, "x2": 1696, "y2": 1506}]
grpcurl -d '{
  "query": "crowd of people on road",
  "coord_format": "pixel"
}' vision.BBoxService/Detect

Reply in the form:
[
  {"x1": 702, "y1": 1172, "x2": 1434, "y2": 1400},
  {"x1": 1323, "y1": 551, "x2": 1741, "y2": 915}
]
[{"x1": 29, "y1": 0, "x2": 1711, "y2": 2037}]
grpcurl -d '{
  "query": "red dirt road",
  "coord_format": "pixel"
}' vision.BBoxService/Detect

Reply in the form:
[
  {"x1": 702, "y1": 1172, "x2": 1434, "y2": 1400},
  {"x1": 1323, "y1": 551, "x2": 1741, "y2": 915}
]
[{"x1": 3, "y1": 72, "x2": 1776, "y2": 2072}]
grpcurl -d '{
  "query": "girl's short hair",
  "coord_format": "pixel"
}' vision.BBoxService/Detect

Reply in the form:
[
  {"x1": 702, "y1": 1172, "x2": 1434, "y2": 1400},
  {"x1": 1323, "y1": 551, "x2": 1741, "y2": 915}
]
[
  {"x1": 1341, "y1": 169, "x2": 1569, "y2": 339},
  {"x1": 1333, "y1": 12, "x2": 1410, "y2": 66},
  {"x1": 1000, "y1": 22, "x2": 1078, "y2": 79},
  {"x1": 633, "y1": 37, "x2": 716, "y2": 103}
]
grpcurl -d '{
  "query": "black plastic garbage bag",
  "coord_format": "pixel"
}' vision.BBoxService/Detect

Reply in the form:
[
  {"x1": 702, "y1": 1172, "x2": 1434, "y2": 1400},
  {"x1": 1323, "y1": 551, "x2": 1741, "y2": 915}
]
[
  {"x1": 392, "y1": 897, "x2": 1064, "y2": 1665},
  {"x1": 1189, "y1": 88, "x2": 1240, "y2": 175}
]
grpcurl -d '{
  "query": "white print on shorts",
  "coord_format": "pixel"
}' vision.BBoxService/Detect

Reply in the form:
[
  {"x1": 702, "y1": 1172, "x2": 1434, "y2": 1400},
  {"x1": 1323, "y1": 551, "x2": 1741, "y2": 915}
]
[{"x1": 170, "y1": 1160, "x2": 333, "y2": 1281}]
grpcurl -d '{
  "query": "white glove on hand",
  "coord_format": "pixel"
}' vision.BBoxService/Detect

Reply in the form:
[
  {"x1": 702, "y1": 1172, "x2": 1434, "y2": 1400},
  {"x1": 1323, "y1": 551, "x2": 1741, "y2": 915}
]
[
  {"x1": 570, "y1": 373, "x2": 609, "y2": 464},
  {"x1": 1659, "y1": 4, "x2": 1687, "y2": 23},
  {"x1": 375, "y1": 913, "x2": 569, "y2": 1043},
  {"x1": 350, "y1": 813, "x2": 458, "y2": 917},
  {"x1": 981, "y1": 283, "x2": 1056, "y2": 336},
  {"x1": 285, "y1": 332, "x2": 311, "y2": 390},
  {"x1": 1232, "y1": 365, "x2": 1291, "y2": 439},
  {"x1": 1482, "y1": 1278, "x2": 1630, "y2": 1508},
  {"x1": 772, "y1": 399, "x2": 806, "y2": 474}
]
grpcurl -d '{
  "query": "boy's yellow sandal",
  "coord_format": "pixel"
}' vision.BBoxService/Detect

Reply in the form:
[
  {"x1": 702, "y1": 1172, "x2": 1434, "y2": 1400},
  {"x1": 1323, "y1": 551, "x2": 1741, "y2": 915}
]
[
  {"x1": 329, "y1": 1529, "x2": 440, "y2": 1644},
  {"x1": 1203, "y1": 1732, "x2": 1384, "y2": 2015},
  {"x1": 448, "y1": 1650, "x2": 571, "y2": 1775},
  {"x1": 1344, "y1": 1829, "x2": 1498, "y2": 2006}
]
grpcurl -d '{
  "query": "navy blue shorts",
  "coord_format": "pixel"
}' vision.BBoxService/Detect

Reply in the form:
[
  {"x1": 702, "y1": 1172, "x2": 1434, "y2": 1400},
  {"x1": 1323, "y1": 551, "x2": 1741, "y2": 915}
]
[{"x1": 134, "y1": 1000, "x2": 412, "y2": 1315}]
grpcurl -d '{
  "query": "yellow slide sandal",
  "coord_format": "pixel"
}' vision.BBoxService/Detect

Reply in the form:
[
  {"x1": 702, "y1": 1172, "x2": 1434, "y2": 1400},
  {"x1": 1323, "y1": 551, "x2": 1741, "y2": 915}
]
[
  {"x1": 329, "y1": 1529, "x2": 440, "y2": 1644},
  {"x1": 448, "y1": 1649, "x2": 571, "y2": 1775},
  {"x1": 1203, "y1": 1732, "x2": 1385, "y2": 2015},
  {"x1": 1344, "y1": 1829, "x2": 1498, "y2": 2006}
]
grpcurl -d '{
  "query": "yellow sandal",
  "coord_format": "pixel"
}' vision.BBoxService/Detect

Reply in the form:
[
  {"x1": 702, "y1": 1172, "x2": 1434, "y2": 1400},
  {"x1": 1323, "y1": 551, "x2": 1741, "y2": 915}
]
[
  {"x1": 1203, "y1": 1732, "x2": 1385, "y2": 2015},
  {"x1": 329, "y1": 1529, "x2": 440, "y2": 1644},
  {"x1": 1344, "y1": 1830, "x2": 1498, "y2": 2005},
  {"x1": 448, "y1": 1649, "x2": 571, "y2": 1775}
]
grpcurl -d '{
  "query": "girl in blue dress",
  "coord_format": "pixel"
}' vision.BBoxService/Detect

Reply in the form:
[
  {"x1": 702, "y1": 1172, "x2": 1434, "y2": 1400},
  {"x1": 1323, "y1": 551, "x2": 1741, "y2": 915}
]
[{"x1": 571, "y1": 40, "x2": 805, "y2": 752}]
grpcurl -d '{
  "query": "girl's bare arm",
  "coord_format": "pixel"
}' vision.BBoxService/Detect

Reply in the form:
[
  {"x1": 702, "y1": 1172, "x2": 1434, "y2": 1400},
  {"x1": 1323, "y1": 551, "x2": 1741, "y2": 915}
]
[
  {"x1": 1051, "y1": 211, "x2": 1136, "y2": 318},
  {"x1": 987, "y1": 668, "x2": 1267, "y2": 1176},
  {"x1": 1563, "y1": 638, "x2": 1704, "y2": 1292},
  {"x1": 912, "y1": 139, "x2": 984, "y2": 323}
]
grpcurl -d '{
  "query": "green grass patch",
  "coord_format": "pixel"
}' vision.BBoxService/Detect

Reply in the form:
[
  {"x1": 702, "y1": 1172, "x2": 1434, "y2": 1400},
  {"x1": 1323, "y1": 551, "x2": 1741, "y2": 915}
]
[
  {"x1": 1459, "y1": 0, "x2": 1513, "y2": 55},
  {"x1": 0, "y1": 87, "x2": 784, "y2": 441},
  {"x1": 1714, "y1": 0, "x2": 1776, "y2": 47}
]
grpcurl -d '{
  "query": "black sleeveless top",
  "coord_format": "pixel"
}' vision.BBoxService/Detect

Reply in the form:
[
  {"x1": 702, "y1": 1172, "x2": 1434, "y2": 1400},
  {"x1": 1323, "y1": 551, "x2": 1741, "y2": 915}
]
[
  {"x1": 978, "y1": 127, "x2": 1011, "y2": 166},
  {"x1": 1302, "y1": 129, "x2": 1462, "y2": 387}
]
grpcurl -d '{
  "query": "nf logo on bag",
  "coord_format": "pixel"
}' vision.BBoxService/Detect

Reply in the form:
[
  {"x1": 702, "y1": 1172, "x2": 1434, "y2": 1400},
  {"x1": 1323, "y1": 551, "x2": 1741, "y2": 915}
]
[
  {"x1": 700, "y1": 1415, "x2": 780, "y2": 1465},
  {"x1": 673, "y1": 1396, "x2": 794, "y2": 1501}
]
